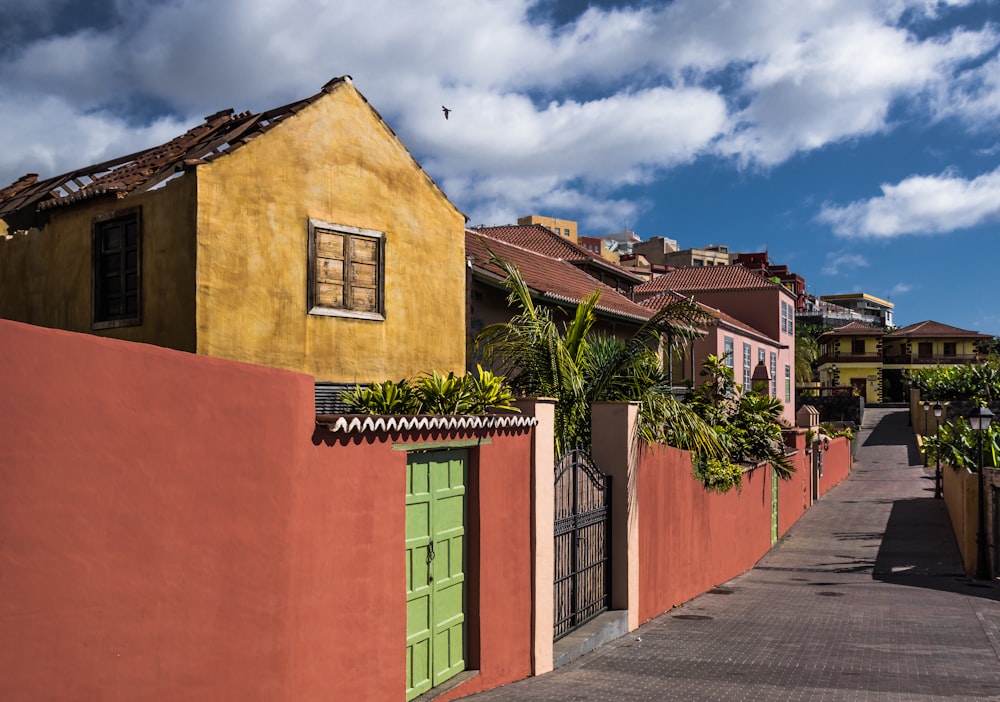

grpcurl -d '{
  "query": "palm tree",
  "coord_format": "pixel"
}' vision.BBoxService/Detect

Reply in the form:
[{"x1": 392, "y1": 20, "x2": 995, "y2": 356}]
[
  {"x1": 795, "y1": 328, "x2": 819, "y2": 383},
  {"x1": 476, "y1": 255, "x2": 722, "y2": 458}
]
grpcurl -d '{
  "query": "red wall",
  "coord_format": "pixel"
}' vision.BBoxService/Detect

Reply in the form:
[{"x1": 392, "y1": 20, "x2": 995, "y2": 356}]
[
  {"x1": 638, "y1": 445, "x2": 773, "y2": 623},
  {"x1": 638, "y1": 432, "x2": 852, "y2": 623},
  {"x1": 818, "y1": 436, "x2": 852, "y2": 496},
  {"x1": 1, "y1": 320, "x2": 315, "y2": 701},
  {"x1": 778, "y1": 431, "x2": 812, "y2": 535},
  {"x1": 0, "y1": 320, "x2": 534, "y2": 702}
]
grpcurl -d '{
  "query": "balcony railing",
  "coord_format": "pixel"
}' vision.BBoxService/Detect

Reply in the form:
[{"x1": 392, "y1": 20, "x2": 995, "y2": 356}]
[
  {"x1": 817, "y1": 353, "x2": 882, "y2": 365},
  {"x1": 882, "y1": 354, "x2": 984, "y2": 365}
]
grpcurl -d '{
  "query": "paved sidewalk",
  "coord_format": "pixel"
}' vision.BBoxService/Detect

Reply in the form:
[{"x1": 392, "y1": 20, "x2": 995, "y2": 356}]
[{"x1": 464, "y1": 408, "x2": 1000, "y2": 701}]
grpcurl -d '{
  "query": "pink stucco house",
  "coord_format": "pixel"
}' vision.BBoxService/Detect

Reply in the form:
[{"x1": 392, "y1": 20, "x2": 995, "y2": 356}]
[{"x1": 636, "y1": 266, "x2": 797, "y2": 426}]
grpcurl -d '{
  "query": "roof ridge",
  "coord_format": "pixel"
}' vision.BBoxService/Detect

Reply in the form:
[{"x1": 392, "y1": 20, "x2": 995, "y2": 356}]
[{"x1": 0, "y1": 76, "x2": 353, "y2": 222}]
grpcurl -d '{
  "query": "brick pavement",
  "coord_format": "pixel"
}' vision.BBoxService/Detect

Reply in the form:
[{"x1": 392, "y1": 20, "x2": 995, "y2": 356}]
[{"x1": 462, "y1": 408, "x2": 1000, "y2": 701}]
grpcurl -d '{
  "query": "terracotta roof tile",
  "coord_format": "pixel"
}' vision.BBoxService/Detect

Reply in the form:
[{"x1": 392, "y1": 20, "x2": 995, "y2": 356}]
[
  {"x1": 635, "y1": 264, "x2": 790, "y2": 296},
  {"x1": 819, "y1": 321, "x2": 885, "y2": 339},
  {"x1": 884, "y1": 320, "x2": 989, "y2": 339},
  {"x1": 466, "y1": 230, "x2": 651, "y2": 322},
  {"x1": 473, "y1": 224, "x2": 643, "y2": 284}
]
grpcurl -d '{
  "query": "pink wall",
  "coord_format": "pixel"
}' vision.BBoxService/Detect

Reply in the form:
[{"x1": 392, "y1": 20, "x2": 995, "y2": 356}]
[
  {"x1": 1, "y1": 320, "x2": 314, "y2": 702},
  {"x1": 0, "y1": 320, "x2": 534, "y2": 702},
  {"x1": 688, "y1": 288, "x2": 796, "y2": 425},
  {"x1": 434, "y1": 438, "x2": 534, "y2": 702}
]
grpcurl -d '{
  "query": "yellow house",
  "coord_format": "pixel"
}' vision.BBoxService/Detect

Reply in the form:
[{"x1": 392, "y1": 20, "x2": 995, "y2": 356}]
[
  {"x1": 882, "y1": 320, "x2": 989, "y2": 401},
  {"x1": 0, "y1": 77, "x2": 467, "y2": 386},
  {"x1": 816, "y1": 320, "x2": 990, "y2": 404},
  {"x1": 816, "y1": 322, "x2": 885, "y2": 404}
]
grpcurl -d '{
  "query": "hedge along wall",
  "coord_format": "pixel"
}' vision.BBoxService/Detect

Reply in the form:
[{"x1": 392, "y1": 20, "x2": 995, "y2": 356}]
[{"x1": 0, "y1": 320, "x2": 535, "y2": 702}]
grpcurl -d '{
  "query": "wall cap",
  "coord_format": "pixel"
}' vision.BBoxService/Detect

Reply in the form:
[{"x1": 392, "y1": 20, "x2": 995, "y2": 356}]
[{"x1": 316, "y1": 413, "x2": 538, "y2": 435}]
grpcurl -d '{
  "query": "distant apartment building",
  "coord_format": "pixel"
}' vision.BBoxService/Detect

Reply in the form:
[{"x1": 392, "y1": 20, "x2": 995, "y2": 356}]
[
  {"x1": 594, "y1": 229, "x2": 642, "y2": 255},
  {"x1": 732, "y1": 252, "x2": 807, "y2": 311},
  {"x1": 821, "y1": 293, "x2": 894, "y2": 327},
  {"x1": 817, "y1": 320, "x2": 989, "y2": 403},
  {"x1": 517, "y1": 214, "x2": 578, "y2": 242},
  {"x1": 649, "y1": 244, "x2": 732, "y2": 268},
  {"x1": 798, "y1": 293, "x2": 894, "y2": 329},
  {"x1": 630, "y1": 235, "x2": 679, "y2": 264}
]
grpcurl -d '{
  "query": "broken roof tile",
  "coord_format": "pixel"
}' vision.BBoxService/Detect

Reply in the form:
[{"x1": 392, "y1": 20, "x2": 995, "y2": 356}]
[{"x1": 0, "y1": 77, "x2": 355, "y2": 221}]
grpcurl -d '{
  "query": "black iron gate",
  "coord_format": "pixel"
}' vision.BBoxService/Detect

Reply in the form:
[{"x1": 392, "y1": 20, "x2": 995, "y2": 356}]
[{"x1": 553, "y1": 448, "x2": 611, "y2": 641}]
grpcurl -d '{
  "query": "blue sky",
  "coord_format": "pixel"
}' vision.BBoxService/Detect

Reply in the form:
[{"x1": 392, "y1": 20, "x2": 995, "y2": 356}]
[{"x1": 2, "y1": 0, "x2": 1000, "y2": 334}]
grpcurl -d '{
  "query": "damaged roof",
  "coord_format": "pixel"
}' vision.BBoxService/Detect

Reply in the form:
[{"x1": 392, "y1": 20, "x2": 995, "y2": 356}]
[{"x1": 1, "y1": 76, "x2": 462, "y2": 228}]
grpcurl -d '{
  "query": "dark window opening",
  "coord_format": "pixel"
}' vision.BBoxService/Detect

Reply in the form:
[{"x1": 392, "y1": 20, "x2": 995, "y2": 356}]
[{"x1": 93, "y1": 208, "x2": 141, "y2": 327}]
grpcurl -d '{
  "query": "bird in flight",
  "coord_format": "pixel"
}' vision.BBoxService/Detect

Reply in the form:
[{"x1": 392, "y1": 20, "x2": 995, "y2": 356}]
[{"x1": 442, "y1": 106, "x2": 451, "y2": 120}]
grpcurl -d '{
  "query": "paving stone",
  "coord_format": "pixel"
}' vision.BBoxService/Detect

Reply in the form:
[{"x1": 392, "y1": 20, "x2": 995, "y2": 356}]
[{"x1": 463, "y1": 408, "x2": 1000, "y2": 701}]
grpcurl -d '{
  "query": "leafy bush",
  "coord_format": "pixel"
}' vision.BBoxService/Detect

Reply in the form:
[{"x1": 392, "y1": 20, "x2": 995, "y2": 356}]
[
  {"x1": 908, "y1": 358, "x2": 1000, "y2": 404},
  {"x1": 341, "y1": 365, "x2": 517, "y2": 415},
  {"x1": 820, "y1": 422, "x2": 855, "y2": 442},
  {"x1": 694, "y1": 456, "x2": 746, "y2": 494},
  {"x1": 923, "y1": 419, "x2": 998, "y2": 471},
  {"x1": 340, "y1": 378, "x2": 417, "y2": 414},
  {"x1": 686, "y1": 355, "x2": 796, "y2": 485}
]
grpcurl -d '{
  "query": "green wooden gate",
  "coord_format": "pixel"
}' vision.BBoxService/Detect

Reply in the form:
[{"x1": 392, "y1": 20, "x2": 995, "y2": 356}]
[{"x1": 405, "y1": 450, "x2": 467, "y2": 701}]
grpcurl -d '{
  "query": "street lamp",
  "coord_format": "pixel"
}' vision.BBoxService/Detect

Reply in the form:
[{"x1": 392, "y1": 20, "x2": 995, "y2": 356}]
[
  {"x1": 933, "y1": 402, "x2": 944, "y2": 499},
  {"x1": 751, "y1": 361, "x2": 771, "y2": 395},
  {"x1": 967, "y1": 405, "x2": 994, "y2": 580},
  {"x1": 922, "y1": 402, "x2": 931, "y2": 465}
]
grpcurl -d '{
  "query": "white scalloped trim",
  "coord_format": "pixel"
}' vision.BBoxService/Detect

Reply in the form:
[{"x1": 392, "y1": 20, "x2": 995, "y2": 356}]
[{"x1": 316, "y1": 413, "x2": 538, "y2": 435}]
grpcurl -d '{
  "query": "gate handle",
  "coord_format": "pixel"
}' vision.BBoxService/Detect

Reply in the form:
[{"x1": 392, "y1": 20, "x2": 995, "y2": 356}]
[{"x1": 427, "y1": 539, "x2": 436, "y2": 563}]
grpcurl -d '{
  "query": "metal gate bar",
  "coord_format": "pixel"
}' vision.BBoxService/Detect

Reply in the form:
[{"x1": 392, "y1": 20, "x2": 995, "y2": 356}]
[{"x1": 553, "y1": 448, "x2": 611, "y2": 641}]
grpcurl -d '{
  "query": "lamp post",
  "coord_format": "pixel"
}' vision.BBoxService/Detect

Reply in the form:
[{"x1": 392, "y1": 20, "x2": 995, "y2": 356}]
[
  {"x1": 751, "y1": 361, "x2": 771, "y2": 396},
  {"x1": 933, "y1": 402, "x2": 943, "y2": 499},
  {"x1": 922, "y1": 402, "x2": 931, "y2": 465},
  {"x1": 967, "y1": 405, "x2": 994, "y2": 580}
]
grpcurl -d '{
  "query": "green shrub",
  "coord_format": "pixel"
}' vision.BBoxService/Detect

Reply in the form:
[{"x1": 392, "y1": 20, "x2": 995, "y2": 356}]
[
  {"x1": 694, "y1": 457, "x2": 745, "y2": 494},
  {"x1": 340, "y1": 366, "x2": 518, "y2": 416}
]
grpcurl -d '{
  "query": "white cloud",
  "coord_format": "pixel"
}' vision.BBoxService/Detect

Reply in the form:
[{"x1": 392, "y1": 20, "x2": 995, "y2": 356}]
[
  {"x1": 822, "y1": 251, "x2": 870, "y2": 276},
  {"x1": 817, "y1": 166, "x2": 1000, "y2": 237},
  {"x1": 889, "y1": 283, "x2": 914, "y2": 295},
  {"x1": 0, "y1": 0, "x2": 998, "y2": 231},
  {"x1": 0, "y1": 94, "x2": 189, "y2": 183}
]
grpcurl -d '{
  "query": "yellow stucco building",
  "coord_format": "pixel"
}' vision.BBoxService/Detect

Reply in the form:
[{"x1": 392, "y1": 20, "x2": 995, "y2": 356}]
[
  {"x1": 0, "y1": 77, "x2": 467, "y2": 384},
  {"x1": 817, "y1": 320, "x2": 990, "y2": 404},
  {"x1": 817, "y1": 322, "x2": 885, "y2": 404}
]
